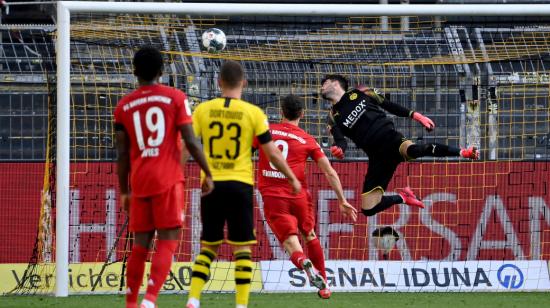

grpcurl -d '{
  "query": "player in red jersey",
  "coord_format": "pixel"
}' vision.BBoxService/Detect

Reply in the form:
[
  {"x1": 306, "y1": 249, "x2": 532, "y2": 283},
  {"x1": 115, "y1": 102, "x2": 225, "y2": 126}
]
[
  {"x1": 255, "y1": 95, "x2": 357, "y2": 299},
  {"x1": 114, "y1": 46, "x2": 213, "y2": 308}
]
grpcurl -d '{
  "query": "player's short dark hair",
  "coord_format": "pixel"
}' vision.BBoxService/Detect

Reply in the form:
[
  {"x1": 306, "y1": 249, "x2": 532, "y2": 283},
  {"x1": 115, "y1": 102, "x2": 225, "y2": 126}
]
[
  {"x1": 133, "y1": 46, "x2": 163, "y2": 82},
  {"x1": 220, "y1": 60, "x2": 244, "y2": 89},
  {"x1": 281, "y1": 95, "x2": 304, "y2": 121},
  {"x1": 321, "y1": 74, "x2": 349, "y2": 91}
]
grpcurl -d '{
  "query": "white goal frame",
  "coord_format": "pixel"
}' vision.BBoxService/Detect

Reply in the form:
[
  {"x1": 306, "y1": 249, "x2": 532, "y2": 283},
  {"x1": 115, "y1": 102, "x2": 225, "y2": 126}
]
[{"x1": 55, "y1": 1, "x2": 550, "y2": 297}]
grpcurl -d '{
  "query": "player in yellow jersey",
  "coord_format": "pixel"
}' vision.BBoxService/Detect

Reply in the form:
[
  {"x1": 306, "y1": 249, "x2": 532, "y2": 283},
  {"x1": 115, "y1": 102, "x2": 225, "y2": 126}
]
[{"x1": 186, "y1": 60, "x2": 301, "y2": 308}]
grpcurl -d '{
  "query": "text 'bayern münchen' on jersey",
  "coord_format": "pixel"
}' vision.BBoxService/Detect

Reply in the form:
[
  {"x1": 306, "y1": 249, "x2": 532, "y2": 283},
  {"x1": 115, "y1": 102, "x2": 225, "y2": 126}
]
[
  {"x1": 257, "y1": 122, "x2": 325, "y2": 199},
  {"x1": 114, "y1": 84, "x2": 192, "y2": 197},
  {"x1": 193, "y1": 97, "x2": 270, "y2": 185}
]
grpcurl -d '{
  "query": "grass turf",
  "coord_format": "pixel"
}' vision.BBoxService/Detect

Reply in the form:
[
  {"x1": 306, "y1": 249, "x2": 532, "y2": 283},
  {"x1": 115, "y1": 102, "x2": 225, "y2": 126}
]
[{"x1": 3, "y1": 292, "x2": 550, "y2": 308}]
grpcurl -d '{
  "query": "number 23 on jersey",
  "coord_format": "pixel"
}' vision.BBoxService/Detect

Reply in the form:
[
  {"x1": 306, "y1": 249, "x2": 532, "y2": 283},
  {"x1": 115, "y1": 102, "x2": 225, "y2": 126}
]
[{"x1": 208, "y1": 121, "x2": 242, "y2": 160}]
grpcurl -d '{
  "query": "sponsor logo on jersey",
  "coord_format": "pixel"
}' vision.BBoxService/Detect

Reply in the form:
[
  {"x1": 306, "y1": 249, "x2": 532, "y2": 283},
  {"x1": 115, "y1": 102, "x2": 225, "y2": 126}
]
[
  {"x1": 342, "y1": 100, "x2": 367, "y2": 128},
  {"x1": 349, "y1": 93, "x2": 358, "y2": 100}
]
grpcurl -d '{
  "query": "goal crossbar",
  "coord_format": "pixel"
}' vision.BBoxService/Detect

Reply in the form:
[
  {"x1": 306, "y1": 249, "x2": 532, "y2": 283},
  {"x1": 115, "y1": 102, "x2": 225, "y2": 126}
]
[{"x1": 60, "y1": 2, "x2": 550, "y2": 16}]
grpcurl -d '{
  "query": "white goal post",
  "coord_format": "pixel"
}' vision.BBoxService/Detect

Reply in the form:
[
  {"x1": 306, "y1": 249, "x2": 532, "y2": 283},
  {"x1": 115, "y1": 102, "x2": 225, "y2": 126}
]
[{"x1": 55, "y1": 1, "x2": 550, "y2": 297}]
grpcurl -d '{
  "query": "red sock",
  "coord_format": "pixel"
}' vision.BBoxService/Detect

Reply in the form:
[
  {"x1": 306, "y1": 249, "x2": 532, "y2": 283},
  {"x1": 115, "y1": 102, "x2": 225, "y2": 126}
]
[
  {"x1": 289, "y1": 251, "x2": 307, "y2": 270},
  {"x1": 143, "y1": 240, "x2": 178, "y2": 303},
  {"x1": 306, "y1": 238, "x2": 327, "y2": 280},
  {"x1": 126, "y1": 245, "x2": 148, "y2": 307}
]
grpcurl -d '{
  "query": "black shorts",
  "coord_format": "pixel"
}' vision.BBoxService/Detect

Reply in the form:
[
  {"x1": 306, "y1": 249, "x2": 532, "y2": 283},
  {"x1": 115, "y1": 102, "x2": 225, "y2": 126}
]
[
  {"x1": 200, "y1": 181, "x2": 256, "y2": 246},
  {"x1": 362, "y1": 130, "x2": 409, "y2": 194}
]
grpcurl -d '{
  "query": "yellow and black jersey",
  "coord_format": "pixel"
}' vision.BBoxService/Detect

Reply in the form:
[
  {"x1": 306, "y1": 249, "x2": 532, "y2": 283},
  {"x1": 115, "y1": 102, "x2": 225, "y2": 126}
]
[{"x1": 193, "y1": 97, "x2": 271, "y2": 185}]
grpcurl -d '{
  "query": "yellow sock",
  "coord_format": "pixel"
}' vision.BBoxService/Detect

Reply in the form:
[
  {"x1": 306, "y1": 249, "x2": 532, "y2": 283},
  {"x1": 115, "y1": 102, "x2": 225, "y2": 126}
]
[
  {"x1": 234, "y1": 249, "x2": 253, "y2": 306},
  {"x1": 188, "y1": 247, "x2": 216, "y2": 300}
]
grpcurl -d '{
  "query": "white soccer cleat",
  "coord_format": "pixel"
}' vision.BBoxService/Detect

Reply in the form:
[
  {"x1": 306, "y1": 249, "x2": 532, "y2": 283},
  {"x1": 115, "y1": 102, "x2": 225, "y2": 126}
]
[
  {"x1": 302, "y1": 259, "x2": 326, "y2": 290},
  {"x1": 139, "y1": 299, "x2": 156, "y2": 308},
  {"x1": 186, "y1": 298, "x2": 200, "y2": 308}
]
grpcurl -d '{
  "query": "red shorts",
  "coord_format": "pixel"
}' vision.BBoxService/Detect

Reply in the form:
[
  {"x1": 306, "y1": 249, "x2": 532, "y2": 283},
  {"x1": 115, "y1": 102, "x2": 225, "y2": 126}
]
[
  {"x1": 262, "y1": 194, "x2": 315, "y2": 243},
  {"x1": 129, "y1": 182, "x2": 185, "y2": 232}
]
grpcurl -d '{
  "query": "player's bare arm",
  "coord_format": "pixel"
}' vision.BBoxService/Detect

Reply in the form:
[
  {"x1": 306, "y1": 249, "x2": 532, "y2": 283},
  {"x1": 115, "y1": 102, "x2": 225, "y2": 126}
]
[
  {"x1": 316, "y1": 156, "x2": 357, "y2": 222},
  {"x1": 180, "y1": 123, "x2": 214, "y2": 195},
  {"x1": 115, "y1": 129, "x2": 131, "y2": 213},
  {"x1": 180, "y1": 141, "x2": 190, "y2": 165},
  {"x1": 260, "y1": 140, "x2": 302, "y2": 194}
]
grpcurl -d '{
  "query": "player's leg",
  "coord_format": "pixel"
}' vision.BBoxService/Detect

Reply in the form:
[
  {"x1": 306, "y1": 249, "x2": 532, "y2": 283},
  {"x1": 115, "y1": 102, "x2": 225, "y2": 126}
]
[
  {"x1": 401, "y1": 140, "x2": 479, "y2": 160},
  {"x1": 303, "y1": 230, "x2": 331, "y2": 299},
  {"x1": 303, "y1": 230, "x2": 326, "y2": 280},
  {"x1": 187, "y1": 183, "x2": 225, "y2": 308},
  {"x1": 263, "y1": 195, "x2": 325, "y2": 291},
  {"x1": 186, "y1": 243, "x2": 220, "y2": 308},
  {"x1": 226, "y1": 181, "x2": 256, "y2": 308},
  {"x1": 287, "y1": 194, "x2": 327, "y2": 295},
  {"x1": 282, "y1": 235, "x2": 307, "y2": 270},
  {"x1": 140, "y1": 228, "x2": 180, "y2": 308},
  {"x1": 230, "y1": 245, "x2": 253, "y2": 308},
  {"x1": 141, "y1": 182, "x2": 186, "y2": 308},
  {"x1": 360, "y1": 157, "x2": 411, "y2": 216},
  {"x1": 280, "y1": 233, "x2": 326, "y2": 292},
  {"x1": 361, "y1": 133, "x2": 425, "y2": 216},
  {"x1": 294, "y1": 194, "x2": 328, "y2": 290},
  {"x1": 127, "y1": 231, "x2": 155, "y2": 308},
  {"x1": 126, "y1": 196, "x2": 155, "y2": 308},
  {"x1": 361, "y1": 175, "x2": 424, "y2": 214},
  {"x1": 262, "y1": 196, "x2": 306, "y2": 270}
]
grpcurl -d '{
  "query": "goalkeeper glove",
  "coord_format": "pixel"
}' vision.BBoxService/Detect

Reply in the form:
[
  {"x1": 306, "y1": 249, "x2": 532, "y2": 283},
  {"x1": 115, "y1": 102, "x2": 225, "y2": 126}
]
[
  {"x1": 330, "y1": 145, "x2": 345, "y2": 160},
  {"x1": 412, "y1": 112, "x2": 435, "y2": 131}
]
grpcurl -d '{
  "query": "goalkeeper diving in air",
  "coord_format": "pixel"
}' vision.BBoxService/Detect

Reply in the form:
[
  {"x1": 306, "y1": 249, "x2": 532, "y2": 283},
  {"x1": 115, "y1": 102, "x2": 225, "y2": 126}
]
[{"x1": 320, "y1": 74, "x2": 479, "y2": 217}]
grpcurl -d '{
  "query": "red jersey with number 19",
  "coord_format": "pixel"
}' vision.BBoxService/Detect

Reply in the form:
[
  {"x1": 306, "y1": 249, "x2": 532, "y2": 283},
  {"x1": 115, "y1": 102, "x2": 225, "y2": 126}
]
[
  {"x1": 257, "y1": 122, "x2": 325, "y2": 199},
  {"x1": 114, "y1": 84, "x2": 192, "y2": 197}
]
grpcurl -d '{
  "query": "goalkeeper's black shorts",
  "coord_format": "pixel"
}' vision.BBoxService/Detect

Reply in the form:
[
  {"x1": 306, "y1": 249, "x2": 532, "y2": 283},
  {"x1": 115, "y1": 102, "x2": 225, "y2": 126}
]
[{"x1": 362, "y1": 130, "x2": 409, "y2": 194}]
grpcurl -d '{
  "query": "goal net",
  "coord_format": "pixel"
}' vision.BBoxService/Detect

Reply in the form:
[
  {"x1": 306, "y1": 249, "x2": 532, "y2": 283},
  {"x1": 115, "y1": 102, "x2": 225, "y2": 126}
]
[{"x1": 2, "y1": 2, "x2": 549, "y2": 295}]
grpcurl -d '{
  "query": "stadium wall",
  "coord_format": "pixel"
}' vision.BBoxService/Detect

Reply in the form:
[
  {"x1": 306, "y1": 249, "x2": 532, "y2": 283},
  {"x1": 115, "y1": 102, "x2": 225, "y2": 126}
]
[
  {"x1": 1, "y1": 161, "x2": 549, "y2": 263},
  {"x1": 1, "y1": 260, "x2": 548, "y2": 293}
]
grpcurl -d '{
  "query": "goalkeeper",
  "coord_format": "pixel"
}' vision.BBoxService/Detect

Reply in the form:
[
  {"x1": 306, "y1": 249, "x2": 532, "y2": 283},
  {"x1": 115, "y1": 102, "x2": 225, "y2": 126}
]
[{"x1": 320, "y1": 74, "x2": 479, "y2": 217}]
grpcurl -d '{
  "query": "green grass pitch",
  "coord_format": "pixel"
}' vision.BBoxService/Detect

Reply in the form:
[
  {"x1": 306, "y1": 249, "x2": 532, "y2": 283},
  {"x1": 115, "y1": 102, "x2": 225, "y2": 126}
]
[{"x1": 3, "y1": 292, "x2": 550, "y2": 308}]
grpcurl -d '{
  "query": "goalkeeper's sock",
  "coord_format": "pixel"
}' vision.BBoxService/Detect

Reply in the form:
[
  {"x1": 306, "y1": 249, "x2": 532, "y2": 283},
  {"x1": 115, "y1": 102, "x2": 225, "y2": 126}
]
[
  {"x1": 189, "y1": 247, "x2": 217, "y2": 300},
  {"x1": 126, "y1": 244, "x2": 148, "y2": 306},
  {"x1": 362, "y1": 195, "x2": 403, "y2": 217},
  {"x1": 290, "y1": 251, "x2": 307, "y2": 270},
  {"x1": 234, "y1": 249, "x2": 253, "y2": 307},
  {"x1": 406, "y1": 143, "x2": 460, "y2": 159},
  {"x1": 306, "y1": 238, "x2": 327, "y2": 280},
  {"x1": 143, "y1": 239, "x2": 178, "y2": 303}
]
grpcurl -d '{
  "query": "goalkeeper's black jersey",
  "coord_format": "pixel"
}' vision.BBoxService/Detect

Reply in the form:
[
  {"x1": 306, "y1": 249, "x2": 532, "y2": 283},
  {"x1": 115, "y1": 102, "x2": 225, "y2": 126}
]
[{"x1": 330, "y1": 89, "x2": 410, "y2": 154}]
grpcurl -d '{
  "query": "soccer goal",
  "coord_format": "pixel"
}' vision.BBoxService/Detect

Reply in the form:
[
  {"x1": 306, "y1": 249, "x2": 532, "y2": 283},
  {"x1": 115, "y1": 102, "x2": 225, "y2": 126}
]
[{"x1": 2, "y1": 1, "x2": 549, "y2": 297}]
